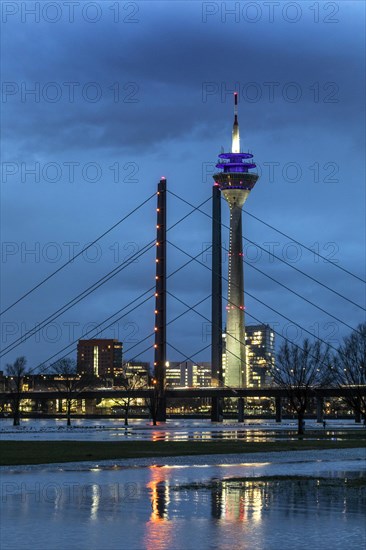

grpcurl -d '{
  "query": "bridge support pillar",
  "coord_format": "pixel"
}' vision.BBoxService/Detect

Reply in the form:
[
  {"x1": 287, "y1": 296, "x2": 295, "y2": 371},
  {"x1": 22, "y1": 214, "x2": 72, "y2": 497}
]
[
  {"x1": 316, "y1": 397, "x2": 324, "y2": 423},
  {"x1": 40, "y1": 398, "x2": 49, "y2": 414},
  {"x1": 156, "y1": 395, "x2": 167, "y2": 422},
  {"x1": 211, "y1": 396, "x2": 223, "y2": 422},
  {"x1": 238, "y1": 397, "x2": 244, "y2": 423},
  {"x1": 33, "y1": 399, "x2": 41, "y2": 413},
  {"x1": 275, "y1": 397, "x2": 282, "y2": 423},
  {"x1": 355, "y1": 400, "x2": 361, "y2": 423},
  {"x1": 154, "y1": 178, "x2": 167, "y2": 423},
  {"x1": 85, "y1": 398, "x2": 97, "y2": 414}
]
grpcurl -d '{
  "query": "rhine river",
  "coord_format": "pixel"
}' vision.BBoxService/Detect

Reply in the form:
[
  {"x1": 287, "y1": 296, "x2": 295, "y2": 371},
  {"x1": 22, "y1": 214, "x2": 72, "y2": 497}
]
[{"x1": 1, "y1": 419, "x2": 365, "y2": 550}]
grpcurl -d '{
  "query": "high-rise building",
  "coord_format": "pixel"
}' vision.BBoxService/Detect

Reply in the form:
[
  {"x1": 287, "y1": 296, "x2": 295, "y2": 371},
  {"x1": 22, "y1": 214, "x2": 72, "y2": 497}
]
[
  {"x1": 222, "y1": 325, "x2": 275, "y2": 388},
  {"x1": 77, "y1": 339, "x2": 123, "y2": 377},
  {"x1": 122, "y1": 361, "x2": 150, "y2": 384},
  {"x1": 213, "y1": 93, "x2": 259, "y2": 387},
  {"x1": 245, "y1": 325, "x2": 275, "y2": 387},
  {"x1": 166, "y1": 361, "x2": 212, "y2": 388}
]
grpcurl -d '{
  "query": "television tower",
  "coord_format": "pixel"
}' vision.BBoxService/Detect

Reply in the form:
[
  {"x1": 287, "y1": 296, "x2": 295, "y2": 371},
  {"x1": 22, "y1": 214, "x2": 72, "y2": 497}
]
[{"x1": 213, "y1": 93, "x2": 259, "y2": 387}]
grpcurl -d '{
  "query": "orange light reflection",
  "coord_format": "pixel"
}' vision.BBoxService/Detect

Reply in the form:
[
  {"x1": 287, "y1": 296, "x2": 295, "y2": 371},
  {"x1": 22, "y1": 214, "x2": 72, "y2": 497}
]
[{"x1": 143, "y1": 466, "x2": 173, "y2": 550}]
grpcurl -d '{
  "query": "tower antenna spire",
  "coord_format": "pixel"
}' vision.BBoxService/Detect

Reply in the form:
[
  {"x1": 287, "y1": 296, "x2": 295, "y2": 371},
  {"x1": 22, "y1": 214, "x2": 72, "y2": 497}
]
[{"x1": 231, "y1": 92, "x2": 240, "y2": 153}]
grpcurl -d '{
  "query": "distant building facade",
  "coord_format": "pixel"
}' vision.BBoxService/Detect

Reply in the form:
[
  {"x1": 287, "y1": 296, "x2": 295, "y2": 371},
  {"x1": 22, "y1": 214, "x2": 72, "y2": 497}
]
[
  {"x1": 166, "y1": 361, "x2": 212, "y2": 388},
  {"x1": 77, "y1": 339, "x2": 123, "y2": 377},
  {"x1": 121, "y1": 361, "x2": 150, "y2": 384},
  {"x1": 222, "y1": 324, "x2": 275, "y2": 388},
  {"x1": 245, "y1": 324, "x2": 275, "y2": 387}
]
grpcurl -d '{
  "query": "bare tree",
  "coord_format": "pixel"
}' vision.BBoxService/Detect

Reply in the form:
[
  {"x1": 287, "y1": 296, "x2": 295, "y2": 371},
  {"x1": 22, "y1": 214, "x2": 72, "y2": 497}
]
[
  {"x1": 6, "y1": 357, "x2": 28, "y2": 426},
  {"x1": 269, "y1": 339, "x2": 331, "y2": 435},
  {"x1": 332, "y1": 323, "x2": 366, "y2": 422},
  {"x1": 112, "y1": 366, "x2": 146, "y2": 426},
  {"x1": 51, "y1": 358, "x2": 94, "y2": 426}
]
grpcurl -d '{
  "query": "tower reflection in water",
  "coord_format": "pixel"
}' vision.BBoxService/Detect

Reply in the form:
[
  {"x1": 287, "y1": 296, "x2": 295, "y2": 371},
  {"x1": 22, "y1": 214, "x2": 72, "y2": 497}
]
[
  {"x1": 144, "y1": 464, "x2": 265, "y2": 550},
  {"x1": 211, "y1": 481, "x2": 263, "y2": 523},
  {"x1": 144, "y1": 466, "x2": 173, "y2": 550},
  {"x1": 143, "y1": 468, "x2": 365, "y2": 549}
]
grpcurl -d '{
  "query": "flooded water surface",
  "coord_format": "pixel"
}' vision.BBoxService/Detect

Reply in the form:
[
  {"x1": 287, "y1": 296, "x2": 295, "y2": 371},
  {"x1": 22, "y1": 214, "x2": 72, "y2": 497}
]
[
  {"x1": 0, "y1": 417, "x2": 364, "y2": 442},
  {"x1": 1, "y1": 463, "x2": 365, "y2": 550},
  {"x1": 1, "y1": 419, "x2": 365, "y2": 549}
]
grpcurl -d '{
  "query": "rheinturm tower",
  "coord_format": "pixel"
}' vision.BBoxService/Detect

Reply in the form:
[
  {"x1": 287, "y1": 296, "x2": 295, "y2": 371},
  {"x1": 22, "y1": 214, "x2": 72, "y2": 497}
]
[{"x1": 213, "y1": 93, "x2": 259, "y2": 387}]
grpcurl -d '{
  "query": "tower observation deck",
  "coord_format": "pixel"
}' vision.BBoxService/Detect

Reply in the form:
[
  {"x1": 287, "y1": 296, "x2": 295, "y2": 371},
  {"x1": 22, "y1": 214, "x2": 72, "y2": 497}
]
[{"x1": 213, "y1": 93, "x2": 259, "y2": 387}]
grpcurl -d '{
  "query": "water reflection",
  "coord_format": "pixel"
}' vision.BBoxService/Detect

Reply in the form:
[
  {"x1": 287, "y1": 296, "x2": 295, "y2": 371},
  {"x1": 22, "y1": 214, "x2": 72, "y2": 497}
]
[
  {"x1": 3, "y1": 417, "x2": 363, "y2": 443},
  {"x1": 1, "y1": 467, "x2": 365, "y2": 550},
  {"x1": 144, "y1": 467, "x2": 173, "y2": 550},
  {"x1": 147, "y1": 467, "x2": 170, "y2": 520},
  {"x1": 90, "y1": 484, "x2": 100, "y2": 521},
  {"x1": 149, "y1": 428, "x2": 274, "y2": 443},
  {"x1": 146, "y1": 473, "x2": 366, "y2": 523}
]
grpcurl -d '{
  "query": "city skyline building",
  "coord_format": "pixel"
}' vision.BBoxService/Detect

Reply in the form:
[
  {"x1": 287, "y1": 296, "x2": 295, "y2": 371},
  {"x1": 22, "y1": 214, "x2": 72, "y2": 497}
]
[
  {"x1": 166, "y1": 361, "x2": 212, "y2": 388},
  {"x1": 120, "y1": 361, "x2": 150, "y2": 384},
  {"x1": 245, "y1": 324, "x2": 275, "y2": 387},
  {"x1": 213, "y1": 94, "x2": 259, "y2": 387},
  {"x1": 222, "y1": 324, "x2": 275, "y2": 388},
  {"x1": 77, "y1": 339, "x2": 123, "y2": 377}
]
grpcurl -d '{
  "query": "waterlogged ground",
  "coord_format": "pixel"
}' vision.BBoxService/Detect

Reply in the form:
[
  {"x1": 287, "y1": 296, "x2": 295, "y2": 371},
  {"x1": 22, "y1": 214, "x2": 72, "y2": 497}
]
[
  {"x1": 1, "y1": 420, "x2": 365, "y2": 549},
  {"x1": 0, "y1": 417, "x2": 364, "y2": 442},
  {"x1": 1, "y1": 451, "x2": 365, "y2": 550}
]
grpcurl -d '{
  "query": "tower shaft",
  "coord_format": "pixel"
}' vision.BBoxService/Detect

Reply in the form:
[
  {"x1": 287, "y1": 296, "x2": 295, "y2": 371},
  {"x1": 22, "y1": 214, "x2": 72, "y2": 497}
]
[{"x1": 226, "y1": 204, "x2": 246, "y2": 387}]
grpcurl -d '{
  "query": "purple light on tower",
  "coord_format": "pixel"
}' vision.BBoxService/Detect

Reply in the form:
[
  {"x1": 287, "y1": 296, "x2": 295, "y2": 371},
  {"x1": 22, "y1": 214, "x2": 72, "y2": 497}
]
[{"x1": 213, "y1": 93, "x2": 259, "y2": 388}]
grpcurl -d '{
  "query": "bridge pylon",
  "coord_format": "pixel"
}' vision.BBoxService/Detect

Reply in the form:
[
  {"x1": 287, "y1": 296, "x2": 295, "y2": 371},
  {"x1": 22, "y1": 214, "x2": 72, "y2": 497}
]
[{"x1": 154, "y1": 177, "x2": 167, "y2": 421}]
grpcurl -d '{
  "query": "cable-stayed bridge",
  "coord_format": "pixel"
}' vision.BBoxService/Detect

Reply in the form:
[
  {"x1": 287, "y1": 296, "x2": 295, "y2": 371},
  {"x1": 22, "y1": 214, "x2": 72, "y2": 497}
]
[{"x1": 1, "y1": 179, "x2": 365, "y2": 422}]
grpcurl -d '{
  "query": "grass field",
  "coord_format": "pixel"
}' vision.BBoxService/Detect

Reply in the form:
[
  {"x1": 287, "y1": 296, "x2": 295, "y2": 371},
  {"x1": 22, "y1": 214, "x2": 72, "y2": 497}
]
[{"x1": 1, "y1": 435, "x2": 365, "y2": 466}]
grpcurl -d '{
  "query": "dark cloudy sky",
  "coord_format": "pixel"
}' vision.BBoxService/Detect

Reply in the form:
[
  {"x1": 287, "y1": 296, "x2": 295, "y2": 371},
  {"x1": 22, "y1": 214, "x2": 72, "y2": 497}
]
[{"x1": 1, "y1": 0, "x2": 365, "y2": 372}]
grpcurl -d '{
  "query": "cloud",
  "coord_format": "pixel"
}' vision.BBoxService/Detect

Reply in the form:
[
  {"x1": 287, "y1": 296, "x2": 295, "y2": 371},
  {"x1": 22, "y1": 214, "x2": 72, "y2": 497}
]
[{"x1": 1, "y1": 2, "x2": 364, "y2": 368}]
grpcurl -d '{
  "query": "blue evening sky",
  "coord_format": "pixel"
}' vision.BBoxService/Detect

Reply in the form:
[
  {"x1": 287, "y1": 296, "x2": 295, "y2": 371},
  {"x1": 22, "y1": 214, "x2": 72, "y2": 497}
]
[{"x1": 1, "y1": 1, "x2": 365, "y2": 371}]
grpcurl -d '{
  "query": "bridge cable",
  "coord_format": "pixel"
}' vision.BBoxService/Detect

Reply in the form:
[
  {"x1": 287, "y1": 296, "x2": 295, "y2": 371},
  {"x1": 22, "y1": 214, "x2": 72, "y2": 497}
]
[
  {"x1": 168, "y1": 241, "x2": 353, "y2": 361},
  {"x1": 167, "y1": 289, "x2": 341, "y2": 372},
  {"x1": 25, "y1": 243, "x2": 213, "y2": 374},
  {"x1": 0, "y1": 242, "x2": 156, "y2": 358},
  {"x1": 1, "y1": 195, "x2": 212, "y2": 358},
  {"x1": 0, "y1": 193, "x2": 156, "y2": 316},
  {"x1": 243, "y1": 208, "x2": 366, "y2": 284},
  {"x1": 168, "y1": 190, "x2": 366, "y2": 312}
]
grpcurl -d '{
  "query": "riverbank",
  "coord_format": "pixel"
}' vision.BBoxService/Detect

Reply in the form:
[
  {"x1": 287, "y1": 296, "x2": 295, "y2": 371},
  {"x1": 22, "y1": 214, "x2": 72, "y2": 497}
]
[{"x1": 1, "y1": 436, "x2": 365, "y2": 466}]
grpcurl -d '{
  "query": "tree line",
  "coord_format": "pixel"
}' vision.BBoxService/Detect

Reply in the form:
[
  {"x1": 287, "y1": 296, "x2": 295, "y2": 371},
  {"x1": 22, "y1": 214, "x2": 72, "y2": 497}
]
[
  {"x1": 2, "y1": 358, "x2": 156, "y2": 427},
  {"x1": 268, "y1": 322, "x2": 366, "y2": 433},
  {"x1": 2, "y1": 323, "x2": 365, "y2": 432}
]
